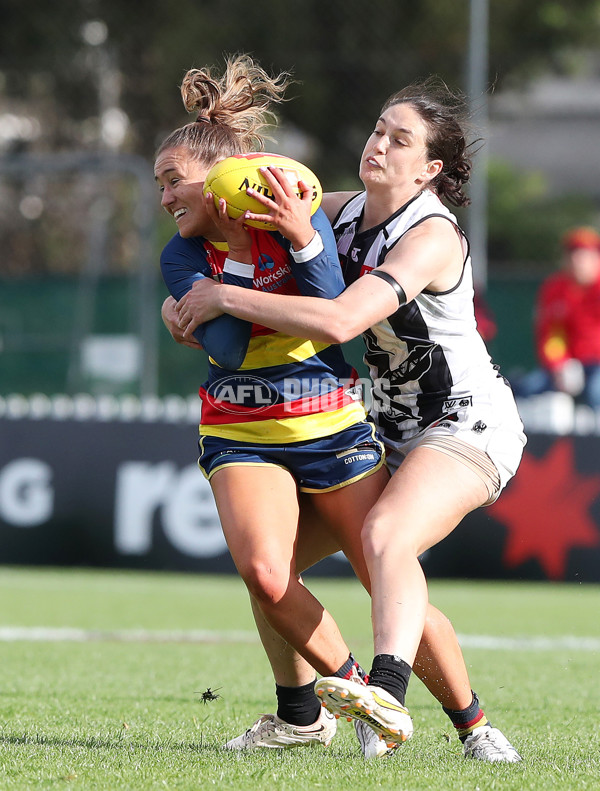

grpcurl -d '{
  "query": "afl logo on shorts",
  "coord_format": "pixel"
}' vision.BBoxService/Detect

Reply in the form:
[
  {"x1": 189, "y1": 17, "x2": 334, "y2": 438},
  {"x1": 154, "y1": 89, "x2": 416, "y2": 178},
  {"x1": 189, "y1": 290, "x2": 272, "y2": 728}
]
[{"x1": 207, "y1": 375, "x2": 280, "y2": 414}]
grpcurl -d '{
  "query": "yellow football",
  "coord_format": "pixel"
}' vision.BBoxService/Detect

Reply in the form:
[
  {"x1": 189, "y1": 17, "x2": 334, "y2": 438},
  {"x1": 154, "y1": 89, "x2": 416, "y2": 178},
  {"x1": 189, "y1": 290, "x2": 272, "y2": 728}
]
[{"x1": 203, "y1": 152, "x2": 323, "y2": 230}]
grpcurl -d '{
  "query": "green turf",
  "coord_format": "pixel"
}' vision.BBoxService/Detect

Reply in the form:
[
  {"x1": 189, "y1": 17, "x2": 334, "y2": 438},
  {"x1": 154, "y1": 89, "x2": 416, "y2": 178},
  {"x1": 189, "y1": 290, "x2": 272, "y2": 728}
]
[{"x1": 0, "y1": 567, "x2": 598, "y2": 790}]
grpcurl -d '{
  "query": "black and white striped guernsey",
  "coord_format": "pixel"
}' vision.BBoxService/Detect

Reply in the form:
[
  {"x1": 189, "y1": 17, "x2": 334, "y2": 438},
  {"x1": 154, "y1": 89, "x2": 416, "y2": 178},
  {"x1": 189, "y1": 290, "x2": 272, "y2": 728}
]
[{"x1": 331, "y1": 188, "x2": 518, "y2": 449}]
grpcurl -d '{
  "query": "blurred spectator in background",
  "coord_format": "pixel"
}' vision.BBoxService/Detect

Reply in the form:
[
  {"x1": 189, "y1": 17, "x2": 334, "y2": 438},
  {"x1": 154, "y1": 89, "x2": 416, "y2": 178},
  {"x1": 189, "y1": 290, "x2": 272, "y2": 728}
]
[
  {"x1": 514, "y1": 226, "x2": 600, "y2": 408},
  {"x1": 473, "y1": 291, "x2": 497, "y2": 344}
]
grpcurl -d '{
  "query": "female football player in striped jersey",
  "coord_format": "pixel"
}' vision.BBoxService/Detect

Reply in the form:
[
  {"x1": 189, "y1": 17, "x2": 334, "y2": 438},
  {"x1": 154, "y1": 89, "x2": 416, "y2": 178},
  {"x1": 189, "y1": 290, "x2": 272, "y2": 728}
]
[{"x1": 174, "y1": 74, "x2": 525, "y2": 761}]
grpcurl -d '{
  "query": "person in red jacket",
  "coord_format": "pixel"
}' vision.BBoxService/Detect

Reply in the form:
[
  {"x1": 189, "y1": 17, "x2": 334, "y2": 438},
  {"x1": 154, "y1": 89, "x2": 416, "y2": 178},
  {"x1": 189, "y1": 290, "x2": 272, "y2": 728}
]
[{"x1": 516, "y1": 227, "x2": 600, "y2": 408}]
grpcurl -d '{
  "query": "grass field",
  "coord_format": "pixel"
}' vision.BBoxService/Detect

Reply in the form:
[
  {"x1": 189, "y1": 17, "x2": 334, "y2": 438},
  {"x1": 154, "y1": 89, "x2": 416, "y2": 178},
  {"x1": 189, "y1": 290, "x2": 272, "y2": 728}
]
[{"x1": 0, "y1": 567, "x2": 598, "y2": 790}]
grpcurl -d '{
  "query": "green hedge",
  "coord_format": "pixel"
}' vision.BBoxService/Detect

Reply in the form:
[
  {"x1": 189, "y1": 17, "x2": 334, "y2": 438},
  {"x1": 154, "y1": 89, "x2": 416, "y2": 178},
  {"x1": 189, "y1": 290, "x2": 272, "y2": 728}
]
[{"x1": 0, "y1": 276, "x2": 539, "y2": 396}]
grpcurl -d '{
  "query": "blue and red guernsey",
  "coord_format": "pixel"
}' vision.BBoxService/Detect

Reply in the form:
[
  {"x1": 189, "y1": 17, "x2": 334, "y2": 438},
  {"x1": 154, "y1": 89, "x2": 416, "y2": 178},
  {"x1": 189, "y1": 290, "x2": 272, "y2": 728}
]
[{"x1": 161, "y1": 220, "x2": 365, "y2": 444}]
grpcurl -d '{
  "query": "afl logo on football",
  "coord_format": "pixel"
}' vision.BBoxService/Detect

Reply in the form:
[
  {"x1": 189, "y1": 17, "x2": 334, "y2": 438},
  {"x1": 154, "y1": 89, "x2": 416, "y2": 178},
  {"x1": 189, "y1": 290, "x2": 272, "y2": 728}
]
[{"x1": 207, "y1": 375, "x2": 279, "y2": 414}]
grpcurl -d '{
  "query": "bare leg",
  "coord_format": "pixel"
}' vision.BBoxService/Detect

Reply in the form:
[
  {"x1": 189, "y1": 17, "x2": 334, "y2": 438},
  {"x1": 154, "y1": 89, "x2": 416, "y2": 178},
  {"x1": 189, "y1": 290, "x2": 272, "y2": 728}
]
[
  {"x1": 248, "y1": 493, "x2": 343, "y2": 687},
  {"x1": 251, "y1": 590, "x2": 474, "y2": 709},
  {"x1": 246, "y1": 461, "x2": 477, "y2": 709},
  {"x1": 413, "y1": 606, "x2": 473, "y2": 709},
  {"x1": 249, "y1": 595, "x2": 317, "y2": 687},
  {"x1": 306, "y1": 466, "x2": 474, "y2": 709},
  {"x1": 363, "y1": 447, "x2": 489, "y2": 667},
  {"x1": 210, "y1": 464, "x2": 350, "y2": 675}
]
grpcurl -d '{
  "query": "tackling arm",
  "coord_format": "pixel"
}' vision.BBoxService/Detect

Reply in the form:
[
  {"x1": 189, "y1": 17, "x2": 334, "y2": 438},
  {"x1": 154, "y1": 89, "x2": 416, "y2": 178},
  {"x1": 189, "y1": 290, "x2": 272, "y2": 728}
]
[{"x1": 160, "y1": 235, "x2": 251, "y2": 370}]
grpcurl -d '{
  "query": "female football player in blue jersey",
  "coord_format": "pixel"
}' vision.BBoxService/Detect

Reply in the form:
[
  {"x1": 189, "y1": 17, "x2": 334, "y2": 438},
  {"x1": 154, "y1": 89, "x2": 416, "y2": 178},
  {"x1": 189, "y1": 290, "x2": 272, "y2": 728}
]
[
  {"x1": 160, "y1": 57, "x2": 522, "y2": 761},
  {"x1": 173, "y1": 70, "x2": 525, "y2": 761}
]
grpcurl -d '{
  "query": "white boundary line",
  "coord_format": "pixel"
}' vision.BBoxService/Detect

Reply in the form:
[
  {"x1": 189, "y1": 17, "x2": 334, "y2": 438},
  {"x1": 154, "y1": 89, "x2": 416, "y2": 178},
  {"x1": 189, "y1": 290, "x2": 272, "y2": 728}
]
[
  {"x1": 0, "y1": 627, "x2": 258, "y2": 643},
  {"x1": 0, "y1": 626, "x2": 598, "y2": 651},
  {"x1": 456, "y1": 634, "x2": 600, "y2": 652}
]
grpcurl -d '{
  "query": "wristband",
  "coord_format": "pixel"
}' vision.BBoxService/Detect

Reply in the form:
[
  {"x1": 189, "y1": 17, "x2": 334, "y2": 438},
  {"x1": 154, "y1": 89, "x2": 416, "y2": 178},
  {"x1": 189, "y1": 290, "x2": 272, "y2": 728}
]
[
  {"x1": 368, "y1": 270, "x2": 407, "y2": 306},
  {"x1": 223, "y1": 258, "x2": 254, "y2": 278},
  {"x1": 290, "y1": 232, "x2": 324, "y2": 263}
]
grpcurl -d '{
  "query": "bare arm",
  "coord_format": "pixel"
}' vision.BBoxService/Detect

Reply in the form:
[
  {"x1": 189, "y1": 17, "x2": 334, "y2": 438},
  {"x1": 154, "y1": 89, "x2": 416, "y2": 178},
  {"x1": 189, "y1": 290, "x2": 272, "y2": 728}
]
[
  {"x1": 201, "y1": 272, "x2": 399, "y2": 344},
  {"x1": 161, "y1": 295, "x2": 203, "y2": 349},
  {"x1": 177, "y1": 217, "x2": 463, "y2": 345},
  {"x1": 214, "y1": 217, "x2": 456, "y2": 342}
]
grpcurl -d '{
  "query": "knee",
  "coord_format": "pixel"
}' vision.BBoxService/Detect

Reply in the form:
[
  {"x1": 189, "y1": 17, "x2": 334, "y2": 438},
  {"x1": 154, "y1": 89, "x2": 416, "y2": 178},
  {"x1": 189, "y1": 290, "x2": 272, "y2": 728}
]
[
  {"x1": 238, "y1": 560, "x2": 293, "y2": 609},
  {"x1": 360, "y1": 509, "x2": 396, "y2": 562},
  {"x1": 360, "y1": 508, "x2": 417, "y2": 565}
]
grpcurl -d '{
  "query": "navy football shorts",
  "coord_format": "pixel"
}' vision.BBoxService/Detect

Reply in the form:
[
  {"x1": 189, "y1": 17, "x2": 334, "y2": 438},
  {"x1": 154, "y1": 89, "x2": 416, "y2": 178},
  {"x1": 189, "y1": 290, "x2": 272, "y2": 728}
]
[{"x1": 198, "y1": 420, "x2": 385, "y2": 493}]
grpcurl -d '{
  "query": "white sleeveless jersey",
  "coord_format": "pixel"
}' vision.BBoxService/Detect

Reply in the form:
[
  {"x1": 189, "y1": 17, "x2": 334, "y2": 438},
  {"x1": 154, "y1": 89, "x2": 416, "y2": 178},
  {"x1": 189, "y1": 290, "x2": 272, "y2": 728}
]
[{"x1": 332, "y1": 189, "x2": 523, "y2": 449}]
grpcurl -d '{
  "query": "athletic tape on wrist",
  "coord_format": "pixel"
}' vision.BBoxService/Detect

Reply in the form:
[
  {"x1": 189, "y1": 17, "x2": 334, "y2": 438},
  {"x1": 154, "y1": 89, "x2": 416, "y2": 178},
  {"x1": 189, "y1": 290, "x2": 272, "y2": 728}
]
[
  {"x1": 290, "y1": 232, "x2": 324, "y2": 263},
  {"x1": 223, "y1": 258, "x2": 254, "y2": 278}
]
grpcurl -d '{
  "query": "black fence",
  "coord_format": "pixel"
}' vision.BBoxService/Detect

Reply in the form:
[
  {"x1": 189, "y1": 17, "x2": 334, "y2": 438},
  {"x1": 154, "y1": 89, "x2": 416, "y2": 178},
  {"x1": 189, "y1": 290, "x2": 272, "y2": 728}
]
[{"x1": 2, "y1": 413, "x2": 599, "y2": 582}]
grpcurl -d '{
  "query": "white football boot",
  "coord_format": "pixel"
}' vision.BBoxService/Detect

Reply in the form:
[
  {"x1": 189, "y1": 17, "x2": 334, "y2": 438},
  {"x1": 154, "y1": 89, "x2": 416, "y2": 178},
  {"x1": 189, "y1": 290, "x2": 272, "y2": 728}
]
[
  {"x1": 354, "y1": 720, "x2": 397, "y2": 758},
  {"x1": 224, "y1": 707, "x2": 336, "y2": 750},
  {"x1": 315, "y1": 676, "x2": 413, "y2": 747},
  {"x1": 463, "y1": 725, "x2": 522, "y2": 762}
]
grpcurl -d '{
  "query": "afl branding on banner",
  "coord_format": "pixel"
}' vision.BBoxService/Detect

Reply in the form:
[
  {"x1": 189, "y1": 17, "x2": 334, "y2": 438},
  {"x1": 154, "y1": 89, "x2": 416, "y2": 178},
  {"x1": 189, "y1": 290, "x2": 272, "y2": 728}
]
[{"x1": 207, "y1": 375, "x2": 280, "y2": 414}]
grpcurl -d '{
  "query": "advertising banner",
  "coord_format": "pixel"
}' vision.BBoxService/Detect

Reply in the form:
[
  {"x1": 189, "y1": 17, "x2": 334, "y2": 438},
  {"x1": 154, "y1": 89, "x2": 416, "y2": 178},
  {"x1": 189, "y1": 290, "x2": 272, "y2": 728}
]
[{"x1": 2, "y1": 418, "x2": 600, "y2": 581}]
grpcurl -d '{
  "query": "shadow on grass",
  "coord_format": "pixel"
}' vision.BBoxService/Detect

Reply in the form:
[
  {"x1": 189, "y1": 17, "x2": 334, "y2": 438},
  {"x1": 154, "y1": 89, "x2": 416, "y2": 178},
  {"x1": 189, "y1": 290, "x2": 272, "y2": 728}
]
[{"x1": 0, "y1": 731, "x2": 224, "y2": 756}]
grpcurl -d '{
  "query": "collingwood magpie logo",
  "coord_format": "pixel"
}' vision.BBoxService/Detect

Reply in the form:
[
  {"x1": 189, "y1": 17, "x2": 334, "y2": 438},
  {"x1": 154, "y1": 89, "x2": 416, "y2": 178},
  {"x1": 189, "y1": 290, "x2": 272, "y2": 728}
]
[
  {"x1": 395, "y1": 344, "x2": 436, "y2": 382},
  {"x1": 365, "y1": 333, "x2": 437, "y2": 386}
]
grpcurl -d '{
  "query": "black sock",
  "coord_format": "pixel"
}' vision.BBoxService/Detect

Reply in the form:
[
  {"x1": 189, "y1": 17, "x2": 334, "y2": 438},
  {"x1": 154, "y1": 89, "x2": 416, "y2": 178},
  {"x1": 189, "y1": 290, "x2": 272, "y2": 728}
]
[
  {"x1": 368, "y1": 653, "x2": 412, "y2": 706},
  {"x1": 332, "y1": 652, "x2": 368, "y2": 681},
  {"x1": 442, "y1": 691, "x2": 491, "y2": 742},
  {"x1": 275, "y1": 680, "x2": 321, "y2": 726}
]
